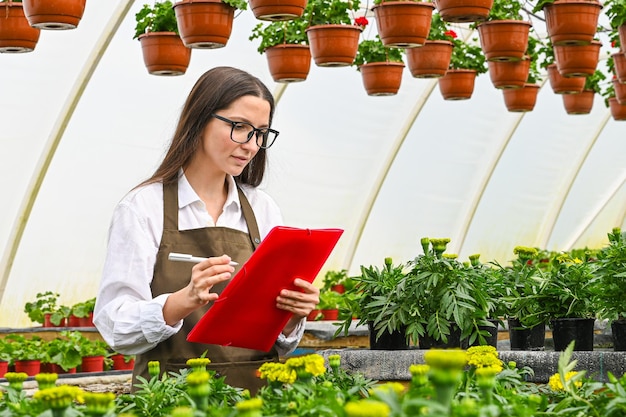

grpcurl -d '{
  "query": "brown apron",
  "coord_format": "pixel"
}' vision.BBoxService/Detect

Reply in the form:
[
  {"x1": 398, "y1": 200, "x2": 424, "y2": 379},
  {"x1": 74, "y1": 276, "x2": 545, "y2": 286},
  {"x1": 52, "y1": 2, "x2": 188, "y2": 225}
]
[{"x1": 132, "y1": 181, "x2": 278, "y2": 394}]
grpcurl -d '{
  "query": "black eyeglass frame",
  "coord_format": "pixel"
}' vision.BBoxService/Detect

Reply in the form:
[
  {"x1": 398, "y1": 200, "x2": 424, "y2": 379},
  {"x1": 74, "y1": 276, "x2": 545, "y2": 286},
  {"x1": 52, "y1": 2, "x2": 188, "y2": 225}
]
[{"x1": 211, "y1": 113, "x2": 279, "y2": 149}]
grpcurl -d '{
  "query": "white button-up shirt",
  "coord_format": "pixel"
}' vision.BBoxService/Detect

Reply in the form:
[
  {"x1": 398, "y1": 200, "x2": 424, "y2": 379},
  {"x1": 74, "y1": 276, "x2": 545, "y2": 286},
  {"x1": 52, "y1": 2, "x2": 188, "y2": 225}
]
[{"x1": 94, "y1": 173, "x2": 304, "y2": 356}]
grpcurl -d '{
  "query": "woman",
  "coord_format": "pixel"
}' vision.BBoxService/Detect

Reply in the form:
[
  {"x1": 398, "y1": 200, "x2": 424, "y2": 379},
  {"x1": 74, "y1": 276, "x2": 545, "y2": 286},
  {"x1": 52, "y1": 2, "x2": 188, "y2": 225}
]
[{"x1": 94, "y1": 66, "x2": 319, "y2": 393}]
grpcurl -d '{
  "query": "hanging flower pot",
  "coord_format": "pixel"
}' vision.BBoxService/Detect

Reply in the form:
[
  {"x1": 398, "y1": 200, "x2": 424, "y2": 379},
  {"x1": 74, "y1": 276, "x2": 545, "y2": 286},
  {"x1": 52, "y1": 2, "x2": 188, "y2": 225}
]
[
  {"x1": 613, "y1": 52, "x2": 626, "y2": 84},
  {"x1": 359, "y1": 61, "x2": 405, "y2": 96},
  {"x1": 173, "y1": 0, "x2": 235, "y2": 49},
  {"x1": 477, "y1": 19, "x2": 531, "y2": 62},
  {"x1": 265, "y1": 44, "x2": 311, "y2": 82},
  {"x1": 543, "y1": 0, "x2": 602, "y2": 46},
  {"x1": 249, "y1": 0, "x2": 307, "y2": 21},
  {"x1": 614, "y1": 78, "x2": 626, "y2": 104},
  {"x1": 620, "y1": 24, "x2": 626, "y2": 52},
  {"x1": 406, "y1": 40, "x2": 453, "y2": 78},
  {"x1": 0, "y1": 1, "x2": 40, "y2": 53},
  {"x1": 138, "y1": 32, "x2": 192, "y2": 76},
  {"x1": 438, "y1": 68, "x2": 477, "y2": 100},
  {"x1": 609, "y1": 97, "x2": 626, "y2": 120},
  {"x1": 554, "y1": 40, "x2": 601, "y2": 78},
  {"x1": 547, "y1": 63, "x2": 585, "y2": 94},
  {"x1": 371, "y1": 1, "x2": 435, "y2": 48},
  {"x1": 502, "y1": 83, "x2": 540, "y2": 112},
  {"x1": 305, "y1": 24, "x2": 361, "y2": 67},
  {"x1": 562, "y1": 89, "x2": 595, "y2": 114},
  {"x1": 433, "y1": 0, "x2": 494, "y2": 23},
  {"x1": 487, "y1": 57, "x2": 530, "y2": 89},
  {"x1": 22, "y1": 0, "x2": 86, "y2": 30}
]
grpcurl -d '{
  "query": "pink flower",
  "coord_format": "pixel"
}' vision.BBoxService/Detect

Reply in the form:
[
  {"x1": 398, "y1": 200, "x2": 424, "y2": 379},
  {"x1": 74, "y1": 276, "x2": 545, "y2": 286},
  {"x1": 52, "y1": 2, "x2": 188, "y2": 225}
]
[
  {"x1": 354, "y1": 16, "x2": 369, "y2": 27},
  {"x1": 444, "y1": 30, "x2": 457, "y2": 39}
]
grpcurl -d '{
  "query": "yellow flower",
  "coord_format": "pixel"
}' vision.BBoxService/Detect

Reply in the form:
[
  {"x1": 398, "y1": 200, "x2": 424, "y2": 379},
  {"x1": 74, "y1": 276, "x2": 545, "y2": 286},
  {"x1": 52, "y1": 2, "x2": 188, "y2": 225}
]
[
  {"x1": 345, "y1": 399, "x2": 391, "y2": 417},
  {"x1": 258, "y1": 362, "x2": 296, "y2": 384},
  {"x1": 514, "y1": 246, "x2": 538, "y2": 258},
  {"x1": 186, "y1": 357, "x2": 211, "y2": 372},
  {"x1": 466, "y1": 346, "x2": 503, "y2": 373},
  {"x1": 549, "y1": 371, "x2": 582, "y2": 391},
  {"x1": 235, "y1": 397, "x2": 263, "y2": 411},
  {"x1": 370, "y1": 382, "x2": 405, "y2": 397},
  {"x1": 83, "y1": 392, "x2": 116, "y2": 414},
  {"x1": 33, "y1": 386, "x2": 83, "y2": 410},
  {"x1": 443, "y1": 254, "x2": 458, "y2": 260},
  {"x1": 424, "y1": 349, "x2": 467, "y2": 370}
]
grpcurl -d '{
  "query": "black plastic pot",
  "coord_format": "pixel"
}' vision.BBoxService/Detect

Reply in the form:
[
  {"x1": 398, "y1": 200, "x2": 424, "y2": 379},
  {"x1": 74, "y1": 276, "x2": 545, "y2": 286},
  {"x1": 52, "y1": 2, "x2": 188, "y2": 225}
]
[
  {"x1": 461, "y1": 319, "x2": 499, "y2": 349},
  {"x1": 508, "y1": 318, "x2": 546, "y2": 351},
  {"x1": 418, "y1": 325, "x2": 462, "y2": 349},
  {"x1": 611, "y1": 319, "x2": 626, "y2": 352},
  {"x1": 551, "y1": 317, "x2": 595, "y2": 351},
  {"x1": 368, "y1": 322, "x2": 410, "y2": 350}
]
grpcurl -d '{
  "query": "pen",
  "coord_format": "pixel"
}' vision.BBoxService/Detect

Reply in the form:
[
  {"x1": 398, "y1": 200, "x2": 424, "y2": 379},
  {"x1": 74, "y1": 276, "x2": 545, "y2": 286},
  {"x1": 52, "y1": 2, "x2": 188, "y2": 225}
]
[{"x1": 168, "y1": 252, "x2": 238, "y2": 266}]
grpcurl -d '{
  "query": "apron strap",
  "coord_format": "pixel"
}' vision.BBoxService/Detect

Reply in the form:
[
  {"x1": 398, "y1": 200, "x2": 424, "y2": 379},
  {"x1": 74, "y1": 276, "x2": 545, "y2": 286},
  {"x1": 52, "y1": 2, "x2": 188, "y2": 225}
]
[
  {"x1": 237, "y1": 186, "x2": 261, "y2": 251},
  {"x1": 163, "y1": 181, "x2": 179, "y2": 231}
]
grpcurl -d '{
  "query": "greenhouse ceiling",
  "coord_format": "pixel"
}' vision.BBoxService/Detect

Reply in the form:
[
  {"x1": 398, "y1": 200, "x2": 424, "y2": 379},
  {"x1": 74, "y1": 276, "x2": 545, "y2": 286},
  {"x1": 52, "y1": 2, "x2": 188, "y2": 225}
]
[{"x1": 0, "y1": 0, "x2": 625, "y2": 328}]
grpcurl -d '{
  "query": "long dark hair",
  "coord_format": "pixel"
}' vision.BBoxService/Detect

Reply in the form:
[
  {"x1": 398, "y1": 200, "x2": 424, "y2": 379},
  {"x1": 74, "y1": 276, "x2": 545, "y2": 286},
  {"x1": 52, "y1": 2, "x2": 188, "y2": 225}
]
[{"x1": 143, "y1": 66, "x2": 275, "y2": 187}]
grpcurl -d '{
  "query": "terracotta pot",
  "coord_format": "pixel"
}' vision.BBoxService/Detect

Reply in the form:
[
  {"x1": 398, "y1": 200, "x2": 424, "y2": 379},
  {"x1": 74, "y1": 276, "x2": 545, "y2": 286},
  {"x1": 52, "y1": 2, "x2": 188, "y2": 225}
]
[
  {"x1": 0, "y1": 361, "x2": 8, "y2": 378},
  {"x1": 613, "y1": 52, "x2": 626, "y2": 84},
  {"x1": 44, "y1": 313, "x2": 66, "y2": 327},
  {"x1": 438, "y1": 69, "x2": 477, "y2": 100},
  {"x1": 14, "y1": 359, "x2": 41, "y2": 376},
  {"x1": 502, "y1": 83, "x2": 540, "y2": 112},
  {"x1": 173, "y1": 0, "x2": 235, "y2": 49},
  {"x1": 433, "y1": 0, "x2": 494, "y2": 23},
  {"x1": 319, "y1": 309, "x2": 339, "y2": 320},
  {"x1": 307, "y1": 309, "x2": 321, "y2": 320},
  {"x1": 406, "y1": 40, "x2": 453, "y2": 78},
  {"x1": 249, "y1": 0, "x2": 307, "y2": 20},
  {"x1": 78, "y1": 312, "x2": 94, "y2": 327},
  {"x1": 609, "y1": 97, "x2": 626, "y2": 120},
  {"x1": 487, "y1": 58, "x2": 530, "y2": 89},
  {"x1": 111, "y1": 354, "x2": 135, "y2": 371},
  {"x1": 305, "y1": 24, "x2": 361, "y2": 67},
  {"x1": 138, "y1": 32, "x2": 191, "y2": 76},
  {"x1": 22, "y1": 0, "x2": 86, "y2": 30},
  {"x1": 614, "y1": 79, "x2": 626, "y2": 104},
  {"x1": 81, "y1": 355, "x2": 105, "y2": 373},
  {"x1": 547, "y1": 63, "x2": 585, "y2": 94},
  {"x1": 543, "y1": 0, "x2": 602, "y2": 46},
  {"x1": 477, "y1": 19, "x2": 531, "y2": 62},
  {"x1": 372, "y1": 1, "x2": 435, "y2": 48},
  {"x1": 265, "y1": 44, "x2": 311, "y2": 83},
  {"x1": 359, "y1": 62, "x2": 405, "y2": 96},
  {"x1": 562, "y1": 90, "x2": 595, "y2": 114},
  {"x1": 0, "y1": 2, "x2": 40, "y2": 53},
  {"x1": 42, "y1": 363, "x2": 77, "y2": 374},
  {"x1": 620, "y1": 24, "x2": 626, "y2": 53},
  {"x1": 554, "y1": 40, "x2": 601, "y2": 78},
  {"x1": 330, "y1": 284, "x2": 345, "y2": 294}
]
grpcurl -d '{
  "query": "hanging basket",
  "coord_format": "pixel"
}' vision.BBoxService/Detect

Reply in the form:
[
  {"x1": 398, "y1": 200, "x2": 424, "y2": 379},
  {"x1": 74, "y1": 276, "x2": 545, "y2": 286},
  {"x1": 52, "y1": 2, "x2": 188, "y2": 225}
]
[
  {"x1": 265, "y1": 44, "x2": 311, "y2": 83},
  {"x1": 609, "y1": 97, "x2": 626, "y2": 120},
  {"x1": 613, "y1": 52, "x2": 626, "y2": 84},
  {"x1": 173, "y1": 0, "x2": 235, "y2": 49},
  {"x1": 359, "y1": 62, "x2": 405, "y2": 96},
  {"x1": 614, "y1": 79, "x2": 626, "y2": 104},
  {"x1": 406, "y1": 40, "x2": 453, "y2": 78},
  {"x1": 477, "y1": 19, "x2": 532, "y2": 62},
  {"x1": 502, "y1": 83, "x2": 540, "y2": 112},
  {"x1": 543, "y1": 0, "x2": 602, "y2": 46},
  {"x1": 487, "y1": 58, "x2": 530, "y2": 89},
  {"x1": 438, "y1": 69, "x2": 477, "y2": 100},
  {"x1": 0, "y1": 2, "x2": 40, "y2": 53},
  {"x1": 554, "y1": 40, "x2": 601, "y2": 78},
  {"x1": 371, "y1": 1, "x2": 435, "y2": 48},
  {"x1": 562, "y1": 90, "x2": 595, "y2": 114},
  {"x1": 305, "y1": 24, "x2": 361, "y2": 67},
  {"x1": 22, "y1": 0, "x2": 86, "y2": 30},
  {"x1": 547, "y1": 63, "x2": 585, "y2": 94},
  {"x1": 138, "y1": 32, "x2": 192, "y2": 76},
  {"x1": 433, "y1": 0, "x2": 493, "y2": 23},
  {"x1": 249, "y1": 0, "x2": 307, "y2": 21},
  {"x1": 620, "y1": 24, "x2": 626, "y2": 52}
]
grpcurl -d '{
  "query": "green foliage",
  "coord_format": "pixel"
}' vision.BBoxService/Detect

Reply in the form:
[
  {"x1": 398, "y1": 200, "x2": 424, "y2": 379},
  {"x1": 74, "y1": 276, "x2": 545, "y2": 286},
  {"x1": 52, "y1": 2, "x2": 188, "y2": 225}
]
[
  {"x1": 353, "y1": 36, "x2": 404, "y2": 67},
  {"x1": 428, "y1": 12, "x2": 456, "y2": 41},
  {"x1": 23, "y1": 291, "x2": 63, "y2": 325},
  {"x1": 321, "y1": 269, "x2": 353, "y2": 292},
  {"x1": 305, "y1": 0, "x2": 361, "y2": 26},
  {"x1": 584, "y1": 69, "x2": 607, "y2": 94},
  {"x1": 449, "y1": 37, "x2": 488, "y2": 73},
  {"x1": 486, "y1": 0, "x2": 525, "y2": 20},
  {"x1": 317, "y1": 289, "x2": 345, "y2": 310},
  {"x1": 532, "y1": 0, "x2": 557, "y2": 13},
  {"x1": 71, "y1": 297, "x2": 96, "y2": 318},
  {"x1": 594, "y1": 227, "x2": 626, "y2": 322},
  {"x1": 525, "y1": 33, "x2": 543, "y2": 83},
  {"x1": 46, "y1": 331, "x2": 84, "y2": 371},
  {"x1": 222, "y1": 0, "x2": 247, "y2": 11},
  {"x1": 249, "y1": 19, "x2": 309, "y2": 53},
  {"x1": 134, "y1": 0, "x2": 178, "y2": 39},
  {"x1": 4, "y1": 334, "x2": 47, "y2": 362},
  {"x1": 604, "y1": 0, "x2": 626, "y2": 28}
]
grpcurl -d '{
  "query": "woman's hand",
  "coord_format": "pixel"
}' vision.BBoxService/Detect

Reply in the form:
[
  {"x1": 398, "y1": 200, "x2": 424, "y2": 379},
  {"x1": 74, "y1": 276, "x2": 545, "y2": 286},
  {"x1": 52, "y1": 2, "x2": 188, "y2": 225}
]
[
  {"x1": 277, "y1": 278, "x2": 320, "y2": 336},
  {"x1": 163, "y1": 255, "x2": 234, "y2": 325}
]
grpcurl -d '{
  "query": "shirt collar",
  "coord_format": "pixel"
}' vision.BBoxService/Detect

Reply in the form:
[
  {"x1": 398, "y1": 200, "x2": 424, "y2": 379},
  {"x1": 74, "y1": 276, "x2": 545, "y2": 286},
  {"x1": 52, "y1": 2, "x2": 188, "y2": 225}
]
[{"x1": 177, "y1": 170, "x2": 240, "y2": 210}]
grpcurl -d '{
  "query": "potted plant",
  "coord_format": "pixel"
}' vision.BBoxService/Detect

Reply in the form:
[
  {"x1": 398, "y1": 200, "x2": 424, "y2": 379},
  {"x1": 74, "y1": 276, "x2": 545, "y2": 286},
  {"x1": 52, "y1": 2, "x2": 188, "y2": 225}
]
[
  {"x1": 75, "y1": 333, "x2": 111, "y2": 373},
  {"x1": 433, "y1": 0, "x2": 494, "y2": 23},
  {"x1": 353, "y1": 35, "x2": 405, "y2": 96},
  {"x1": 475, "y1": 0, "x2": 532, "y2": 62},
  {"x1": 44, "y1": 331, "x2": 84, "y2": 373},
  {"x1": 22, "y1": 0, "x2": 86, "y2": 30},
  {"x1": 0, "y1": 0, "x2": 40, "y2": 53},
  {"x1": 539, "y1": 40, "x2": 586, "y2": 95},
  {"x1": 134, "y1": 1, "x2": 191, "y2": 76},
  {"x1": 561, "y1": 69, "x2": 605, "y2": 115},
  {"x1": 553, "y1": 39, "x2": 603, "y2": 78},
  {"x1": 602, "y1": 81, "x2": 626, "y2": 120},
  {"x1": 69, "y1": 297, "x2": 96, "y2": 327},
  {"x1": 249, "y1": 0, "x2": 307, "y2": 21},
  {"x1": 5, "y1": 334, "x2": 46, "y2": 375},
  {"x1": 315, "y1": 290, "x2": 344, "y2": 320},
  {"x1": 594, "y1": 227, "x2": 626, "y2": 351},
  {"x1": 534, "y1": 0, "x2": 603, "y2": 46},
  {"x1": 303, "y1": 0, "x2": 363, "y2": 67},
  {"x1": 249, "y1": 19, "x2": 311, "y2": 83},
  {"x1": 110, "y1": 352, "x2": 135, "y2": 370},
  {"x1": 24, "y1": 291, "x2": 68, "y2": 327},
  {"x1": 605, "y1": 0, "x2": 626, "y2": 51},
  {"x1": 173, "y1": 0, "x2": 247, "y2": 49},
  {"x1": 370, "y1": 0, "x2": 435, "y2": 48},
  {"x1": 321, "y1": 269, "x2": 352, "y2": 294},
  {"x1": 501, "y1": 34, "x2": 542, "y2": 112},
  {"x1": 406, "y1": 12, "x2": 455, "y2": 78},
  {"x1": 438, "y1": 33, "x2": 487, "y2": 100}
]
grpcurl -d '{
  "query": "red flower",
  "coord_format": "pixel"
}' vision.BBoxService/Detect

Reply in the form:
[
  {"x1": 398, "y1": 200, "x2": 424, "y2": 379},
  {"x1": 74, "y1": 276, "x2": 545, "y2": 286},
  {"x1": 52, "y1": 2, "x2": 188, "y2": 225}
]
[
  {"x1": 354, "y1": 16, "x2": 369, "y2": 27},
  {"x1": 444, "y1": 30, "x2": 457, "y2": 39},
  {"x1": 612, "y1": 40, "x2": 617, "y2": 48}
]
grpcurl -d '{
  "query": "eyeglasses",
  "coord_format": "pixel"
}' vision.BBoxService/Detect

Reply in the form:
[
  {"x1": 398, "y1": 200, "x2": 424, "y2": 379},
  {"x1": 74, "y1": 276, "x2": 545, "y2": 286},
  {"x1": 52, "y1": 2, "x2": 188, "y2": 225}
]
[{"x1": 211, "y1": 113, "x2": 279, "y2": 149}]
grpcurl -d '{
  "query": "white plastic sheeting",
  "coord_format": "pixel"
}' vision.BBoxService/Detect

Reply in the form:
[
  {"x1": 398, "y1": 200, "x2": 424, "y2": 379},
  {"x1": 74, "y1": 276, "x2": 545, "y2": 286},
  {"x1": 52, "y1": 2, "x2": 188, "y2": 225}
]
[{"x1": 1, "y1": 0, "x2": 624, "y2": 328}]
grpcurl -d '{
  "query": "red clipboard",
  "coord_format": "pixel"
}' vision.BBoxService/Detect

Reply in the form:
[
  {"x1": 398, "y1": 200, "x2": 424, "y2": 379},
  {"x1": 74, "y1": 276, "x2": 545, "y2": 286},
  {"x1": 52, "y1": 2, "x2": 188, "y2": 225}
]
[{"x1": 187, "y1": 226, "x2": 344, "y2": 351}]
